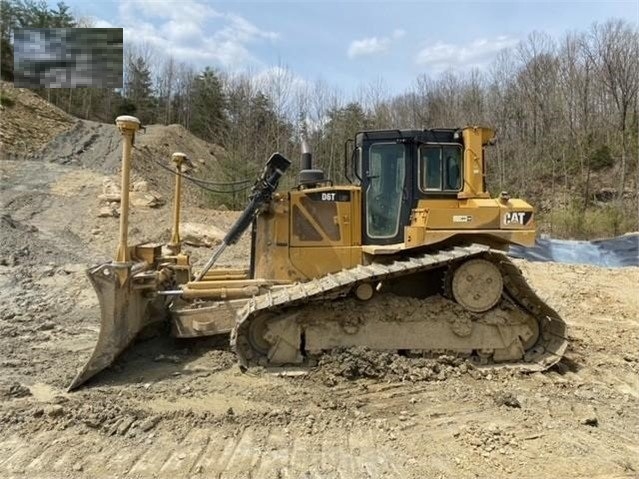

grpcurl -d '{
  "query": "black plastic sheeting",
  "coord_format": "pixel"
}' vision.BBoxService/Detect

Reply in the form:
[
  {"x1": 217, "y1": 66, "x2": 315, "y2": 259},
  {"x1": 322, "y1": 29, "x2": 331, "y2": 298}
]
[{"x1": 508, "y1": 233, "x2": 639, "y2": 268}]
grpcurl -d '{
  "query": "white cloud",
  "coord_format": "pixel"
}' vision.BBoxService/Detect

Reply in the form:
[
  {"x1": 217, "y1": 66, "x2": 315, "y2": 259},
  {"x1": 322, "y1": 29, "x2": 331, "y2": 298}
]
[
  {"x1": 415, "y1": 35, "x2": 518, "y2": 71},
  {"x1": 114, "y1": 0, "x2": 278, "y2": 68},
  {"x1": 347, "y1": 29, "x2": 406, "y2": 58},
  {"x1": 93, "y1": 19, "x2": 115, "y2": 28},
  {"x1": 252, "y1": 66, "x2": 308, "y2": 94}
]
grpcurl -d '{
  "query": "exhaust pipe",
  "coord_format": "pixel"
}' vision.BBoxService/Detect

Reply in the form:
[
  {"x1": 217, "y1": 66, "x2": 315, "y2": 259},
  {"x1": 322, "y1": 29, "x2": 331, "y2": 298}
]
[
  {"x1": 298, "y1": 136, "x2": 325, "y2": 187},
  {"x1": 301, "y1": 137, "x2": 312, "y2": 170}
]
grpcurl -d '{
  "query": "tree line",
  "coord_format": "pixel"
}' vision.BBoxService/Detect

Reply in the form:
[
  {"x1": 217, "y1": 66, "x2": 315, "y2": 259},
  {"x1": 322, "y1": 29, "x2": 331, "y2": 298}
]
[{"x1": 1, "y1": 0, "x2": 637, "y2": 238}]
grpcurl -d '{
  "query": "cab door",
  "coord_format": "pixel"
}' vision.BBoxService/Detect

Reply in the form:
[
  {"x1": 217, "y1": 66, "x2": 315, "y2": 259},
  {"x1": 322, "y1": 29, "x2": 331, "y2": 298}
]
[{"x1": 362, "y1": 141, "x2": 412, "y2": 245}]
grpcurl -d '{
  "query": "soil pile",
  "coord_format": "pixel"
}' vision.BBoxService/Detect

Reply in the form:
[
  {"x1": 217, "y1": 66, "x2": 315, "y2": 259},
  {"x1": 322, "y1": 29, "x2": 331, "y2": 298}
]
[
  {"x1": 29, "y1": 119, "x2": 226, "y2": 206},
  {"x1": 0, "y1": 81, "x2": 75, "y2": 158},
  {"x1": 1, "y1": 81, "x2": 230, "y2": 207},
  {"x1": 313, "y1": 348, "x2": 477, "y2": 384}
]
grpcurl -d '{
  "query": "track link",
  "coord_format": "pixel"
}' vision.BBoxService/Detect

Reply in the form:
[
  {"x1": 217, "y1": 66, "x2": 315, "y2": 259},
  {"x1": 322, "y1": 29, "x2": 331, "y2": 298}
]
[{"x1": 231, "y1": 244, "x2": 567, "y2": 371}]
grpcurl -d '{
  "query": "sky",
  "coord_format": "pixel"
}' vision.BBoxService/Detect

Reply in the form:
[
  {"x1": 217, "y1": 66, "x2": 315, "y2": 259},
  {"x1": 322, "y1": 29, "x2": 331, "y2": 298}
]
[{"x1": 59, "y1": 0, "x2": 638, "y2": 96}]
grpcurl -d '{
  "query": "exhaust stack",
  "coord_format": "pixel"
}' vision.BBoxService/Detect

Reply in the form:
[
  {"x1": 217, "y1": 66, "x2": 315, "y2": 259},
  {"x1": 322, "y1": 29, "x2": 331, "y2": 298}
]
[{"x1": 298, "y1": 137, "x2": 325, "y2": 187}]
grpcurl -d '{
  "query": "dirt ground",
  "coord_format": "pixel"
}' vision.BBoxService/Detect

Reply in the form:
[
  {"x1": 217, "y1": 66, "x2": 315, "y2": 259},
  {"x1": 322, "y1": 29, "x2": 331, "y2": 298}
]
[{"x1": 1, "y1": 155, "x2": 638, "y2": 479}]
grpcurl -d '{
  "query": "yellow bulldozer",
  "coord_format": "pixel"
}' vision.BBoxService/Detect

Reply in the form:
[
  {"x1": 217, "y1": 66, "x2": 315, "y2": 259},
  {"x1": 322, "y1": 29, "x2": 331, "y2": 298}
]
[{"x1": 69, "y1": 115, "x2": 567, "y2": 390}]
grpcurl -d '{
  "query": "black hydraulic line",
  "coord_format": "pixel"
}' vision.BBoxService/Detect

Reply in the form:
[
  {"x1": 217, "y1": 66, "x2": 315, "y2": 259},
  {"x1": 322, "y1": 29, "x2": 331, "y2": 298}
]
[
  {"x1": 194, "y1": 153, "x2": 291, "y2": 281},
  {"x1": 152, "y1": 160, "x2": 251, "y2": 193}
]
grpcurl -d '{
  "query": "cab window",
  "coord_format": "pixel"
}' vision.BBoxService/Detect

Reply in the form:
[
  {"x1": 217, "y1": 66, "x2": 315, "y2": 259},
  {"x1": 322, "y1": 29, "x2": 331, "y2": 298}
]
[
  {"x1": 419, "y1": 145, "x2": 462, "y2": 192},
  {"x1": 366, "y1": 143, "x2": 406, "y2": 239}
]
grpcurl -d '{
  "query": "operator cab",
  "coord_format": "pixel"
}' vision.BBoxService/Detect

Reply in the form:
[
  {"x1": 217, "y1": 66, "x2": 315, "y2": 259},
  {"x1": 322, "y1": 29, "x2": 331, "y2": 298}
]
[{"x1": 349, "y1": 129, "x2": 471, "y2": 246}]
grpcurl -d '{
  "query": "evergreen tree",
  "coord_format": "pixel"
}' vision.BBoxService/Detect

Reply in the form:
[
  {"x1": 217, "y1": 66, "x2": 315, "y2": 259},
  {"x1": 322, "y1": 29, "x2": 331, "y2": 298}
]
[
  {"x1": 190, "y1": 67, "x2": 228, "y2": 143},
  {"x1": 125, "y1": 56, "x2": 155, "y2": 124},
  {"x1": 0, "y1": 0, "x2": 16, "y2": 80}
]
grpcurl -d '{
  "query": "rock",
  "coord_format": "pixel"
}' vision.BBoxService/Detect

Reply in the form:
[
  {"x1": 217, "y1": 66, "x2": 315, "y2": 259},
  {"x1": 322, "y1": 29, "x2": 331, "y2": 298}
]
[
  {"x1": 98, "y1": 194, "x2": 121, "y2": 202},
  {"x1": 4, "y1": 382, "x2": 32, "y2": 398},
  {"x1": 181, "y1": 222, "x2": 225, "y2": 248},
  {"x1": 130, "y1": 190, "x2": 164, "y2": 208},
  {"x1": 83, "y1": 416, "x2": 104, "y2": 428},
  {"x1": 493, "y1": 391, "x2": 521, "y2": 408},
  {"x1": 116, "y1": 416, "x2": 136, "y2": 435},
  {"x1": 46, "y1": 405, "x2": 64, "y2": 418},
  {"x1": 72, "y1": 463, "x2": 83, "y2": 472},
  {"x1": 153, "y1": 354, "x2": 181, "y2": 364},
  {"x1": 108, "y1": 418, "x2": 123, "y2": 436},
  {"x1": 61, "y1": 264, "x2": 84, "y2": 274},
  {"x1": 139, "y1": 416, "x2": 160, "y2": 432},
  {"x1": 101, "y1": 178, "x2": 121, "y2": 199},
  {"x1": 575, "y1": 405, "x2": 598, "y2": 427},
  {"x1": 132, "y1": 180, "x2": 149, "y2": 192},
  {"x1": 38, "y1": 321, "x2": 55, "y2": 331},
  {"x1": 97, "y1": 206, "x2": 118, "y2": 218}
]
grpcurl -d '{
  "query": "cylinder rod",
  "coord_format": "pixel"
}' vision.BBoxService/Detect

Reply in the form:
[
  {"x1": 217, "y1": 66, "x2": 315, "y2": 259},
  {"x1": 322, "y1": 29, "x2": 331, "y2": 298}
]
[{"x1": 114, "y1": 115, "x2": 141, "y2": 263}]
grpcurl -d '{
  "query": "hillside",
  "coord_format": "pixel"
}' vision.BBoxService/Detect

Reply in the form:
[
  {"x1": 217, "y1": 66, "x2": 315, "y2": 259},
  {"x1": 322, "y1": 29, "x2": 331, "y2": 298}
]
[
  {"x1": 0, "y1": 81, "x2": 75, "y2": 158},
  {"x1": 1, "y1": 82, "x2": 227, "y2": 206}
]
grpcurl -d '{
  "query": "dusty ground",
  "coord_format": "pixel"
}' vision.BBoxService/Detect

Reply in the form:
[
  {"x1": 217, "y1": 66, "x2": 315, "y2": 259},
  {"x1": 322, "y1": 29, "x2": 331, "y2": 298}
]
[{"x1": 1, "y1": 154, "x2": 638, "y2": 479}]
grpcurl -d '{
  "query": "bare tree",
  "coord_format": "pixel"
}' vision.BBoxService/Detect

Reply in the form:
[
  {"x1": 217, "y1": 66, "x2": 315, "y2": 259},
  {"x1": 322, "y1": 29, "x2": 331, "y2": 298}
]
[{"x1": 586, "y1": 20, "x2": 639, "y2": 200}]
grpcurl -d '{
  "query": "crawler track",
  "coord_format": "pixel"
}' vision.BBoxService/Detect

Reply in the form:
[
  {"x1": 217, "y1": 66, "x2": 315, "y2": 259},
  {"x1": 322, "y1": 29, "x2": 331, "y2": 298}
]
[{"x1": 231, "y1": 245, "x2": 568, "y2": 370}]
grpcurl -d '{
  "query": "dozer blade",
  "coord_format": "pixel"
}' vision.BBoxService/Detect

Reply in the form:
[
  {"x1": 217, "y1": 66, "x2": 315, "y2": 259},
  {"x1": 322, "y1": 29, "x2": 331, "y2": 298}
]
[{"x1": 68, "y1": 262, "x2": 166, "y2": 390}]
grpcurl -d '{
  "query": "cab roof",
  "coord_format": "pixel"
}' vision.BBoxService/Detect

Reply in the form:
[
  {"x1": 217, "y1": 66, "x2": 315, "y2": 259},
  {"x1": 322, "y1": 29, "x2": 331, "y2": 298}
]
[{"x1": 355, "y1": 128, "x2": 462, "y2": 145}]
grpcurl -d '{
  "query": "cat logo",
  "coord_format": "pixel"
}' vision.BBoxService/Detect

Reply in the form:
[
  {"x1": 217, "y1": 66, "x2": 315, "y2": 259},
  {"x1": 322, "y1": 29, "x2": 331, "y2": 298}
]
[{"x1": 504, "y1": 211, "x2": 531, "y2": 225}]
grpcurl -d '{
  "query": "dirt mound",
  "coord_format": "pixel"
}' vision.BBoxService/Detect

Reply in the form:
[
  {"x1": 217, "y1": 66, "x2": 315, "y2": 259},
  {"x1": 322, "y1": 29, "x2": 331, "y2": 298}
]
[
  {"x1": 0, "y1": 213, "x2": 84, "y2": 267},
  {"x1": 29, "y1": 119, "x2": 225, "y2": 206},
  {"x1": 313, "y1": 347, "x2": 478, "y2": 385},
  {"x1": 0, "y1": 81, "x2": 75, "y2": 158},
  {"x1": 1, "y1": 81, "x2": 229, "y2": 208}
]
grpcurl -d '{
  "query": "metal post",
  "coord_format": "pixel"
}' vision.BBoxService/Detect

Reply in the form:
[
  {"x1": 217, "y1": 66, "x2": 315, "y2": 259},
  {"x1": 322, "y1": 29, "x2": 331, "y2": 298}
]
[
  {"x1": 114, "y1": 115, "x2": 141, "y2": 263},
  {"x1": 168, "y1": 152, "x2": 188, "y2": 254}
]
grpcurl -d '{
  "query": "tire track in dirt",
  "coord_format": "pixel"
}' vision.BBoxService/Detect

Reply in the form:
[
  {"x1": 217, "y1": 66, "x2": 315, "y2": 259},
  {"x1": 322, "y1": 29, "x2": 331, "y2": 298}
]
[{"x1": 0, "y1": 426, "x2": 409, "y2": 478}]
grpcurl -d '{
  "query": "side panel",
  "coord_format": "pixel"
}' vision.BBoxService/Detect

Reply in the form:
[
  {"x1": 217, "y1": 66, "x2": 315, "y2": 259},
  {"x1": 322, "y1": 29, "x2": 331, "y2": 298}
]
[
  {"x1": 417, "y1": 198, "x2": 501, "y2": 230},
  {"x1": 254, "y1": 187, "x2": 363, "y2": 282},
  {"x1": 404, "y1": 198, "x2": 536, "y2": 249},
  {"x1": 289, "y1": 186, "x2": 362, "y2": 279},
  {"x1": 253, "y1": 195, "x2": 296, "y2": 281}
]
